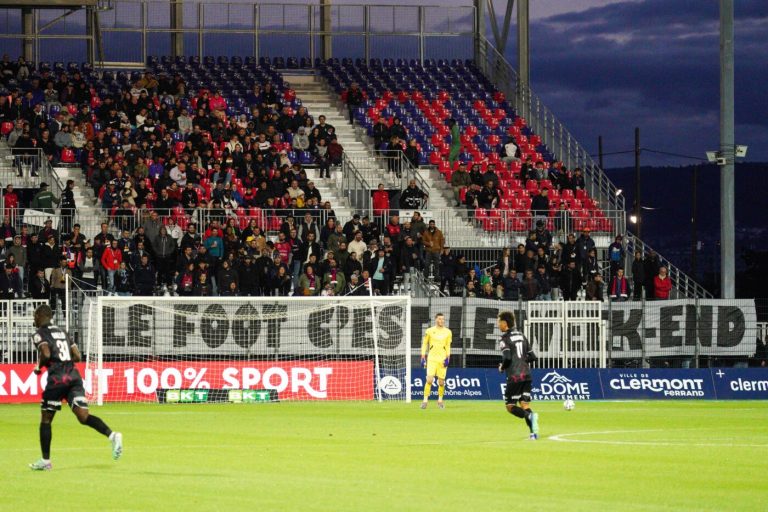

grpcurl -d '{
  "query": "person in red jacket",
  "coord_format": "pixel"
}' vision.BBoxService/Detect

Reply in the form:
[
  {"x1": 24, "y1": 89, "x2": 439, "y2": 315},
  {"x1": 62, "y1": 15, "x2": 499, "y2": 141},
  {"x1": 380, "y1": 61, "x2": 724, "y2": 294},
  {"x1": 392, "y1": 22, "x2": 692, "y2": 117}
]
[
  {"x1": 372, "y1": 183, "x2": 390, "y2": 218},
  {"x1": 3, "y1": 184, "x2": 18, "y2": 221},
  {"x1": 653, "y1": 266, "x2": 673, "y2": 300},
  {"x1": 101, "y1": 239, "x2": 123, "y2": 292}
]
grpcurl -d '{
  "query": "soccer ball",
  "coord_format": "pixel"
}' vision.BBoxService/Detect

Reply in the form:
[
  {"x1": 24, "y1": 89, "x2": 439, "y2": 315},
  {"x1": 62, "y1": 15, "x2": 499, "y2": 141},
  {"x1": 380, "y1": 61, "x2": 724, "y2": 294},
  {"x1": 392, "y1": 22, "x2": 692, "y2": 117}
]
[{"x1": 563, "y1": 399, "x2": 575, "y2": 411}]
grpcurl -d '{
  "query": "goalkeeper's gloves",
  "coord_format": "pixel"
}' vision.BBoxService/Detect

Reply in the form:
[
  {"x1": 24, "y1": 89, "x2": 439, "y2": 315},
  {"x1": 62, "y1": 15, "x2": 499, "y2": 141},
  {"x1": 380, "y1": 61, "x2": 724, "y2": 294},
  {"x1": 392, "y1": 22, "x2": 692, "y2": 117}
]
[
  {"x1": 420, "y1": 357, "x2": 426, "y2": 368},
  {"x1": 443, "y1": 357, "x2": 450, "y2": 367}
]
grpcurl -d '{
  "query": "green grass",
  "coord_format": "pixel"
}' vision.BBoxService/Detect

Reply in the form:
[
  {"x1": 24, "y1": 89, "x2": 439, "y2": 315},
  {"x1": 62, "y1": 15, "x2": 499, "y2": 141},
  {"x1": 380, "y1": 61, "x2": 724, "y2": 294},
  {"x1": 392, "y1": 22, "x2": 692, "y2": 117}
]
[{"x1": 2, "y1": 401, "x2": 767, "y2": 511}]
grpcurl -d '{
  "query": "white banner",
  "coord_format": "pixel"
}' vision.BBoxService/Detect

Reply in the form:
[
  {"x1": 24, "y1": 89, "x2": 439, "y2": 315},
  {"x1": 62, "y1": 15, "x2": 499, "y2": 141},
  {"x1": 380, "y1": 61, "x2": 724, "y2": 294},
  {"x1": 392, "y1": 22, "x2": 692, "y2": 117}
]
[{"x1": 96, "y1": 298, "x2": 758, "y2": 358}]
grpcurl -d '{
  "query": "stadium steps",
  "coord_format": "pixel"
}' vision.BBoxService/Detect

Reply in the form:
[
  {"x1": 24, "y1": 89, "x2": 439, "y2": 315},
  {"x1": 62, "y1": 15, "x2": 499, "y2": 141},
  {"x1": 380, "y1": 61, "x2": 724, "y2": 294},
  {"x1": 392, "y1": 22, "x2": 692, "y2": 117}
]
[
  {"x1": 301, "y1": 73, "x2": 499, "y2": 248},
  {"x1": 52, "y1": 165, "x2": 104, "y2": 238}
]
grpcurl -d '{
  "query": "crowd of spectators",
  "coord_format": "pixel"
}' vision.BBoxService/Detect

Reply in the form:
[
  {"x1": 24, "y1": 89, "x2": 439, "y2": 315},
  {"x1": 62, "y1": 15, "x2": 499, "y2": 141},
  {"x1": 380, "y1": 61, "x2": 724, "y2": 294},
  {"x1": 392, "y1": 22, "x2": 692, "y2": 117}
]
[{"x1": 455, "y1": 226, "x2": 674, "y2": 302}]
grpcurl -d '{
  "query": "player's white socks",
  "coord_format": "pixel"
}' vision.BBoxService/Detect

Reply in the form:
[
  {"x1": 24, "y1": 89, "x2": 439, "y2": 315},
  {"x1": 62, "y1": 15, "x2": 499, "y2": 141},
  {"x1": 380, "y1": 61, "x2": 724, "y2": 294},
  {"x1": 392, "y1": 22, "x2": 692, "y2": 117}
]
[{"x1": 109, "y1": 432, "x2": 116, "y2": 441}]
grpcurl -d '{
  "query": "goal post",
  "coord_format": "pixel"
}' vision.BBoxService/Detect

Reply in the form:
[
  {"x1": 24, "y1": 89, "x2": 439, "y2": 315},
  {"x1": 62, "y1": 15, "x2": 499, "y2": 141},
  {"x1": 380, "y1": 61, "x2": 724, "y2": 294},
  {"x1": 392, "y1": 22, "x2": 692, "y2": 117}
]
[{"x1": 85, "y1": 295, "x2": 412, "y2": 405}]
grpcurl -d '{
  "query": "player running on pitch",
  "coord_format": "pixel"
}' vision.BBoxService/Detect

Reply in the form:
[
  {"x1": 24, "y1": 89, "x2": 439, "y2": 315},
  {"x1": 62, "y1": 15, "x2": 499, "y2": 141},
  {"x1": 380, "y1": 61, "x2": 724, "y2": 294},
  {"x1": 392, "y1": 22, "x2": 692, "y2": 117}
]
[
  {"x1": 420, "y1": 312, "x2": 452, "y2": 409},
  {"x1": 497, "y1": 311, "x2": 539, "y2": 439},
  {"x1": 28, "y1": 304, "x2": 122, "y2": 471}
]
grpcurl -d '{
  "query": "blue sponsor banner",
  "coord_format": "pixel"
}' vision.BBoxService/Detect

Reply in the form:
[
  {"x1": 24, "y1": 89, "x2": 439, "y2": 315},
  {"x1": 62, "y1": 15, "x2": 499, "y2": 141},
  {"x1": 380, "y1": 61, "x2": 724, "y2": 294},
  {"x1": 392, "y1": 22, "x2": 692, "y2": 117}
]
[
  {"x1": 601, "y1": 369, "x2": 716, "y2": 399},
  {"x1": 710, "y1": 368, "x2": 768, "y2": 399},
  {"x1": 531, "y1": 369, "x2": 603, "y2": 401},
  {"x1": 406, "y1": 368, "x2": 768, "y2": 400},
  {"x1": 411, "y1": 369, "x2": 496, "y2": 400}
]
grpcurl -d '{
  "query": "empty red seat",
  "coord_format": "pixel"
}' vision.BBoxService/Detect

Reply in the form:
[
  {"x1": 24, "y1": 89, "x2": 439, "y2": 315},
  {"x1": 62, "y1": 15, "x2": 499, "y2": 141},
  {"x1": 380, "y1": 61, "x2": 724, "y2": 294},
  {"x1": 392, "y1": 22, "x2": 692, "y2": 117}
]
[{"x1": 575, "y1": 189, "x2": 588, "y2": 200}]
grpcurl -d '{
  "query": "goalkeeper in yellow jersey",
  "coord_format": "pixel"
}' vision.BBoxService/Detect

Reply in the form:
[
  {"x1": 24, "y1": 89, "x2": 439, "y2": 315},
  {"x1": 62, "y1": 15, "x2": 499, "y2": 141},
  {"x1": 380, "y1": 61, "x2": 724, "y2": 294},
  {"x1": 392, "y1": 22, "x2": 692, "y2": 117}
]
[{"x1": 420, "y1": 313, "x2": 452, "y2": 409}]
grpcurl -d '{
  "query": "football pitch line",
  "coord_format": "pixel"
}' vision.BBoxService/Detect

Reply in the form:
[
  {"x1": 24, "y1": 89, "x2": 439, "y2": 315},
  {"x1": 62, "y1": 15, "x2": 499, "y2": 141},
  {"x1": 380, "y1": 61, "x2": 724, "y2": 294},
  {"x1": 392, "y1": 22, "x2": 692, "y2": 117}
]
[{"x1": 548, "y1": 429, "x2": 768, "y2": 448}]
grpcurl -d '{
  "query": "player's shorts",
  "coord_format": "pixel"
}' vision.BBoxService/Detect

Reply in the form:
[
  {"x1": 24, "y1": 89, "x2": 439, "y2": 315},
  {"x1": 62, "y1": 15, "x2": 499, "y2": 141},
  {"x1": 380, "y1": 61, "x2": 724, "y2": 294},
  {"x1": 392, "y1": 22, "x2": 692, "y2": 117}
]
[
  {"x1": 41, "y1": 370, "x2": 88, "y2": 411},
  {"x1": 426, "y1": 359, "x2": 447, "y2": 379},
  {"x1": 504, "y1": 379, "x2": 532, "y2": 405}
]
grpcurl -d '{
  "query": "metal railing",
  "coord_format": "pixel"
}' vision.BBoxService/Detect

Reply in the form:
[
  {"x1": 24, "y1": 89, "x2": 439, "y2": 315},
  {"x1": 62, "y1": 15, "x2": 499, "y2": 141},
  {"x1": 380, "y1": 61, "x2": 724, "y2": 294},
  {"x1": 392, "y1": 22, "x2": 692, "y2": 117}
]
[
  {"x1": 0, "y1": 299, "x2": 50, "y2": 364},
  {"x1": 625, "y1": 232, "x2": 713, "y2": 299},
  {"x1": 475, "y1": 35, "x2": 624, "y2": 213},
  {"x1": 343, "y1": 149, "x2": 430, "y2": 197},
  {"x1": 341, "y1": 151, "x2": 373, "y2": 213},
  {"x1": 0, "y1": 1, "x2": 475, "y2": 67}
]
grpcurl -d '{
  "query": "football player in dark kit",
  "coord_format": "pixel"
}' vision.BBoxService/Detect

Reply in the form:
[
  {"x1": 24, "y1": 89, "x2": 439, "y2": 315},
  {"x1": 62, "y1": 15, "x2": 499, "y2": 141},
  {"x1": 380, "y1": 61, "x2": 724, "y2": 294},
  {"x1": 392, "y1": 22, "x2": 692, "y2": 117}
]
[
  {"x1": 497, "y1": 311, "x2": 540, "y2": 440},
  {"x1": 28, "y1": 304, "x2": 123, "y2": 471}
]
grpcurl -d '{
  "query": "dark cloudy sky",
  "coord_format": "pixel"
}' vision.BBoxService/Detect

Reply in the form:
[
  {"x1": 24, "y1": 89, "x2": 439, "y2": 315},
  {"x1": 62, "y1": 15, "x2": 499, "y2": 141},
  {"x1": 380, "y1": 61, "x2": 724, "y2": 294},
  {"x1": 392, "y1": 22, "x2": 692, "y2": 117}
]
[{"x1": 504, "y1": 0, "x2": 768, "y2": 167}]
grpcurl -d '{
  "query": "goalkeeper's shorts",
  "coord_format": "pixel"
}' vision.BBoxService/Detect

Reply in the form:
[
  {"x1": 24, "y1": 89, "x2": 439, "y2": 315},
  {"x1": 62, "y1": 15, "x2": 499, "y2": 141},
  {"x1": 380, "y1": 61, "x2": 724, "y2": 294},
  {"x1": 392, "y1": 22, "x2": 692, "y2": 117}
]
[{"x1": 426, "y1": 360, "x2": 447, "y2": 379}]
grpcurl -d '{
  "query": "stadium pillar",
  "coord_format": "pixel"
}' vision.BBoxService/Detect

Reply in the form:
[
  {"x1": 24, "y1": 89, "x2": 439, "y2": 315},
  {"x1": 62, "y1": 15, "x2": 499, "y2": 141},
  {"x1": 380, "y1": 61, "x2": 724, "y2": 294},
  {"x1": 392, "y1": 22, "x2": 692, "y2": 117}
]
[
  {"x1": 22, "y1": 7, "x2": 34, "y2": 63},
  {"x1": 634, "y1": 127, "x2": 641, "y2": 239},
  {"x1": 473, "y1": 0, "x2": 485, "y2": 64},
  {"x1": 171, "y1": 0, "x2": 183, "y2": 58},
  {"x1": 517, "y1": 0, "x2": 529, "y2": 120},
  {"x1": 691, "y1": 165, "x2": 698, "y2": 279},
  {"x1": 320, "y1": 0, "x2": 332, "y2": 61},
  {"x1": 598, "y1": 135, "x2": 604, "y2": 170},
  {"x1": 719, "y1": 0, "x2": 735, "y2": 298},
  {"x1": 86, "y1": 7, "x2": 95, "y2": 65}
]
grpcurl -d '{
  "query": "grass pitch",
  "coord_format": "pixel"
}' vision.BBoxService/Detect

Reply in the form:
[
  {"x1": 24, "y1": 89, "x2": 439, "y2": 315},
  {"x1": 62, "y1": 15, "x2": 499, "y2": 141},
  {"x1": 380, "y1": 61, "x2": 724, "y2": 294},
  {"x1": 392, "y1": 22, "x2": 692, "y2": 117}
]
[{"x1": 2, "y1": 401, "x2": 767, "y2": 511}]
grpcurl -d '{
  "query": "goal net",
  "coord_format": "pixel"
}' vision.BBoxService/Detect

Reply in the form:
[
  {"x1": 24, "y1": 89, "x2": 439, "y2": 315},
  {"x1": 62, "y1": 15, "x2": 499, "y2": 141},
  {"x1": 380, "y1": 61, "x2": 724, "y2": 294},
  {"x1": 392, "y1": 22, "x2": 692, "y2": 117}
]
[{"x1": 83, "y1": 296, "x2": 412, "y2": 404}]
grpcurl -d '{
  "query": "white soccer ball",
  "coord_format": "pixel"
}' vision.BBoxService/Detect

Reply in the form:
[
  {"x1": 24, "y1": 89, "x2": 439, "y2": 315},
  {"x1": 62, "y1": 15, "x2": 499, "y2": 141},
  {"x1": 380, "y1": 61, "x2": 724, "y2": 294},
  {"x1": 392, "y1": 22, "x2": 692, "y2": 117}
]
[{"x1": 563, "y1": 399, "x2": 575, "y2": 411}]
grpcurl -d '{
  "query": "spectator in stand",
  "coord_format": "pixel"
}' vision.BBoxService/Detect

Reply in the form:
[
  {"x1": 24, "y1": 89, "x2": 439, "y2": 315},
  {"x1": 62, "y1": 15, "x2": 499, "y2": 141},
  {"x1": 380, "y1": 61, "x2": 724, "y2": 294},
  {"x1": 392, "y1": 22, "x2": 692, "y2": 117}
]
[
  {"x1": 535, "y1": 265, "x2": 552, "y2": 300},
  {"x1": 560, "y1": 260, "x2": 582, "y2": 300},
  {"x1": 531, "y1": 189, "x2": 549, "y2": 224},
  {"x1": 313, "y1": 138, "x2": 331, "y2": 179},
  {"x1": 571, "y1": 168, "x2": 586, "y2": 190},
  {"x1": 30, "y1": 182, "x2": 58, "y2": 214},
  {"x1": 480, "y1": 282, "x2": 496, "y2": 300},
  {"x1": 576, "y1": 228, "x2": 595, "y2": 265},
  {"x1": 478, "y1": 180, "x2": 500, "y2": 209},
  {"x1": 3, "y1": 184, "x2": 18, "y2": 221},
  {"x1": 399, "y1": 180, "x2": 428, "y2": 210},
  {"x1": 447, "y1": 118, "x2": 461, "y2": 167},
  {"x1": 450, "y1": 162, "x2": 471, "y2": 207},
  {"x1": 293, "y1": 126, "x2": 310, "y2": 152},
  {"x1": 0, "y1": 262, "x2": 21, "y2": 299},
  {"x1": 50, "y1": 256, "x2": 70, "y2": 315},
  {"x1": 368, "y1": 248, "x2": 391, "y2": 295},
  {"x1": 404, "y1": 138, "x2": 420, "y2": 168},
  {"x1": 464, "y1": 183, "x2": 481, "y2": 220},
  {"x1": 386, "y1": 135, "x2": 405, "y2": 177},
  {"x1": 468, "y1": 163, "x2": 484, "y2": 187},
  {"x1": 422, "y1": 220, "x2": 445, "y2": 279},
  {"x1": 530, "y1": 161, "x2": 546, "y2": 182},
  {"x1": 653, "y1": 266, "x2": 673, "y2": 300},
  {"x1": 372, "y1": 183, "x2": 390, "y2": 220},
  {"x1": 389, "y1": 117, "x2": 407, "y2": 141},
  {"x1": 298, "y1": 265, "x2": 320, "y2": 296},
  {"x1": 327, "y1": 137, "x2": 343, "y2": 166},
  {"x1": 30, "y1": 267, "x2": 50, "y2": 300},
  {"x1": 345, "y1": 82, "x2": 364, "y2": 125},
  {"x1": 482, "y1": 164, "x2": 500, "y2": 189},
  {"x1": 101, "y1": 238, "x2": 122, "y2": 291},
  {"x1": 586, "y1": 273, "x2": 604, "y2": 301},
  {"x1": 372, "y1": 117, "x2": 390, "y2": 153},
  {"x1": 496, "y1": 247, "x2": 513, "y2": 276},
  {"x1": 7, "y1": 234, "x2": 25, "y2": 285},
  {"x1": 609, "y1": 268, "x2": 631, "y2": 301},
  {"x1": 59, "y1": 179, "x2": 76, "y2": 236},
  {"x1": 501, "y1": 269, "x2": 522, "y2": 301},
  {"x1": 133, "y1": 254, "x2": 156, "y2": 296},
  {"x1": 608, "y1": 234, "x2": 625, "y2": 278},
  {"x1": 500, "y1": 136, "x2": 521, "y2": 163},
  {"x1": 582, "y1": 247, "x2": 600, "y2": 283},
  {"x1": 644, "y1": 250, "x2": 660, "y2": 299},
  {"x1": 521, "y1": 269, "x2": 540, "y2": 301},
  {"x1": 78, "y1": 247, "x2": 100, "y2": 290},
  {"x1": 631, "y1": 250, "x2": 645, "y2": 299}
]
